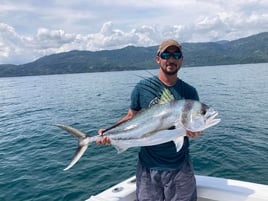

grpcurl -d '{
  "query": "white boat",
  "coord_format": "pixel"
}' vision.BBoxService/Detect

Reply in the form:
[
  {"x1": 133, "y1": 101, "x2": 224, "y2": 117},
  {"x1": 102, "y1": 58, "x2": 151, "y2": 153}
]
[{"x1": 87, "y1": 175, "x2": 268, "y2": 201}]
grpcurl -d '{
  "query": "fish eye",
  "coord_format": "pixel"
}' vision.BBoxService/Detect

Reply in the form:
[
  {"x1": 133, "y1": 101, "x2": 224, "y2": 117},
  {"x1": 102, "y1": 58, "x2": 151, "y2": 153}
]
[
  {"x1": 200, "y1": 103, "x2": 209, "y2": 115},
  {"x1": 201, "y1": 109, "x2": 206, "y2": 115}
]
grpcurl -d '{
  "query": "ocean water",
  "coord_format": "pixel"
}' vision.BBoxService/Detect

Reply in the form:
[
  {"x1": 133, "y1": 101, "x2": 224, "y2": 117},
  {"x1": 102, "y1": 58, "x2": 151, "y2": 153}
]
[{"x1": 0, "y1": 63, "x2": 267, "y2": 201}]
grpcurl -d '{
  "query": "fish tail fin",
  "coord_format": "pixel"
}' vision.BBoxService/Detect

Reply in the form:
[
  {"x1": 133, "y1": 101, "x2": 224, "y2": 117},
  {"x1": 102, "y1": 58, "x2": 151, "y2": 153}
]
[{"x1": 56, "y1": 124, "x2": 94, "y2": 171}]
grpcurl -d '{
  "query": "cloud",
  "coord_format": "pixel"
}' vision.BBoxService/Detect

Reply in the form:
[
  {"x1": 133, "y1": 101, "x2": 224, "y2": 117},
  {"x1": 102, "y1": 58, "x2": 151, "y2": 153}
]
[
  {"x1": 0, "y1": 0, "x2": 267, "y2": 64},
  {"x1": 0, "y1": 23, "x2": 31, "y2": 64},
  {"x1": 0, "y1": 22, "x2": 160, "y2": 64}
]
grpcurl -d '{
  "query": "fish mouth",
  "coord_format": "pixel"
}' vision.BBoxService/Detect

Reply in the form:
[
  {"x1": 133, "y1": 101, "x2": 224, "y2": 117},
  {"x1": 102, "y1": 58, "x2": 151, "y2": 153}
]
[
  {"x1": 205, "y1": 110, "x2": 221, "y2": 128},
  {"x1": 205, "y1": 110, "x2": 218, "y2": 121},
  {"x1": 184, "y1": 110, "x2": 220, "y2": 132}
]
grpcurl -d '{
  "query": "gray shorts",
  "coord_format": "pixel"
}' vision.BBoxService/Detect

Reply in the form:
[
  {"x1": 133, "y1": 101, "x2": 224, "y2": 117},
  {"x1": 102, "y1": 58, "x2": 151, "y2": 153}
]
[{"x1": 136, "y1": 160, "x2": 197, "y2": 201}]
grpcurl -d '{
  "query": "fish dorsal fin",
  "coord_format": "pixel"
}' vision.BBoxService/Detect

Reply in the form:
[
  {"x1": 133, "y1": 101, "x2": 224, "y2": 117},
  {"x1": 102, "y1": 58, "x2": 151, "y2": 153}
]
[{"x1": 158, "y1": 88, "x2": 175, "y2": 104}]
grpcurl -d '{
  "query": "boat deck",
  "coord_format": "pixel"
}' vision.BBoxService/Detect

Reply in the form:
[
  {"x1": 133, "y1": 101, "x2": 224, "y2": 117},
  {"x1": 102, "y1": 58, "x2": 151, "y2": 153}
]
[{"x1": 87, "y1": 175, "x2": 268, "y2": 201}]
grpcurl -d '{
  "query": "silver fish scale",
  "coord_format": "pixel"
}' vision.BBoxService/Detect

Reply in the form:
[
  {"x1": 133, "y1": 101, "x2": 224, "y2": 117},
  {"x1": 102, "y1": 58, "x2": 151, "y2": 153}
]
[{"x1": 105, "y1": 100, "x2": 187, "y2": 140}]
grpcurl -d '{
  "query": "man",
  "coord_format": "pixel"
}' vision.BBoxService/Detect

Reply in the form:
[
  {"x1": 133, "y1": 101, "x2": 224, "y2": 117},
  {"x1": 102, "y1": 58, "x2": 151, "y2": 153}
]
[{"x1": 97, "y1": 39, "x2": 201, "y2": 201}]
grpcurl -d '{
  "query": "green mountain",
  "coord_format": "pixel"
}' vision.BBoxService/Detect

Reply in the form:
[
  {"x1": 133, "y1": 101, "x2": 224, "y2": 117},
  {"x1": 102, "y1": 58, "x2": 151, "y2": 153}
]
[{"x1": 0, "y1": 32, "x2": 267, "y2": 77}]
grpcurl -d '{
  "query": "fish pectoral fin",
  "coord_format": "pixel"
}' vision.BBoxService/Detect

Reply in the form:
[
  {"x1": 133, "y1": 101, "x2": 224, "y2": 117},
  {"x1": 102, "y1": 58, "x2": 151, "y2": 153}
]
[
  {"x1": 173, "y1": 136, "x2": 185, "y2": 152},
  {"x1": 166, "y1": 125, "x2": 186, "y2": 152}
]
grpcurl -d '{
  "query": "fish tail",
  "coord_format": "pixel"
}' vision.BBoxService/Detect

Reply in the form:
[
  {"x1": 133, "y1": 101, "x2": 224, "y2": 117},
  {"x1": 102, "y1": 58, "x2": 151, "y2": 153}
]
[{"x1": 56, "y1": 124, "x2": 95, "y2": 171}]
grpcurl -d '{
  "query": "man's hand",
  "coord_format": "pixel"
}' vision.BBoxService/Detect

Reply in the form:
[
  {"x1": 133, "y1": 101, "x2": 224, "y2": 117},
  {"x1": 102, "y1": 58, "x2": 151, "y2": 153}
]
[
  {"x1": 96, "y1": 129, "x2": 111, "y2": 145},
  {"x1": 186, "y1": 130, "x2": 202, "y2": 138}
]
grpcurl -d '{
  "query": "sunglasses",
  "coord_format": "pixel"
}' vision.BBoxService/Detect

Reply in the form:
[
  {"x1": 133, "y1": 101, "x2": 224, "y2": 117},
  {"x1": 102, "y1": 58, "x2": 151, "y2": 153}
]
[{"x1": 160, "y1": 51, "x2": 183, "y2": 60}]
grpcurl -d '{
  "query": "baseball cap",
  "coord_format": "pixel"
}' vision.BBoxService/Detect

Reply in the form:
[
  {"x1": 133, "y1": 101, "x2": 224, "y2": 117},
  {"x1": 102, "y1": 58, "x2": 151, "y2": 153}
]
[{"x1": 157, "y1": 39, "x2": 182, "y2": 55}]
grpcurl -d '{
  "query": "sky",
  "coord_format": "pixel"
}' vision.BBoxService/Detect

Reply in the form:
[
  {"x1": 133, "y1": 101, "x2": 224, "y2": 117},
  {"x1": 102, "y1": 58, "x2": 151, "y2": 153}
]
[{"x1": 0, "y1": 0, "x2": 268, "y2": 65}]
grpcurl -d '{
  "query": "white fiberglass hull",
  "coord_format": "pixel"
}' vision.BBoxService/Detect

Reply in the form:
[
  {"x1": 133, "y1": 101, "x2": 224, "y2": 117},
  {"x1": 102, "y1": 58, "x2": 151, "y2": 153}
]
[{"x1": 86, "y1": 175, "x2": 268, "y2": 201}]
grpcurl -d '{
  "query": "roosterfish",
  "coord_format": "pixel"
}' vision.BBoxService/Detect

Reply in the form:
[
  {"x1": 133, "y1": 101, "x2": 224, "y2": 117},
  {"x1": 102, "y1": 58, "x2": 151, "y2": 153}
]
[{"x1": 56, "y1": 81, "x2": 221, "y2": 171}]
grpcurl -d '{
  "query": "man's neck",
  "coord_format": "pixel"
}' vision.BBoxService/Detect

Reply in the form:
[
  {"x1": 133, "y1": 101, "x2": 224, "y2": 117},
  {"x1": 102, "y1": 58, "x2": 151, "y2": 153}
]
[{"x1": 158, "y1": 73, "x2": 178, "y2": 86}]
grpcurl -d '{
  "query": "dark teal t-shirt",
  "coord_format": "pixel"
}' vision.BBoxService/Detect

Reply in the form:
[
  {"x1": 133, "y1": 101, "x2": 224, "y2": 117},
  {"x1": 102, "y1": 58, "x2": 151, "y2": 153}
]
[{"x1": 130, "y1": 76, "x2": 199, "y2": 170}]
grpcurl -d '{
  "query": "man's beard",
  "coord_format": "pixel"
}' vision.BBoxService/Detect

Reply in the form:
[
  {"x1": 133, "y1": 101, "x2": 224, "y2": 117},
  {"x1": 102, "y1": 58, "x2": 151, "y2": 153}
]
[{"x1": 161, "y1": 64, "x2": 180, "y2": 75}]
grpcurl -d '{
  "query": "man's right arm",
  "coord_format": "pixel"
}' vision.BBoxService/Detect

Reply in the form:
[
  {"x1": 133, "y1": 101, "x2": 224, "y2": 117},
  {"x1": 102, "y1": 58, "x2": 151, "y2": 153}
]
[
  {"x1": 96, "y1": 109, "x2": 138, "y2": 145},
  {"x1": 115, "y1": 108, "x2": 138, "y2": 126}
]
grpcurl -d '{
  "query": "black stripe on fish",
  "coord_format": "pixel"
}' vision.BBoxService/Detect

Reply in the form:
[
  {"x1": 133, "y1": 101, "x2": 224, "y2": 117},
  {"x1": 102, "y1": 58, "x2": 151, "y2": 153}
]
[
  {"x1": 181, "y1": 100, "x2": 195, "y2": 127},
  {"x1": 168, "y1": 125, "x2": 176, "y2": 130}
]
